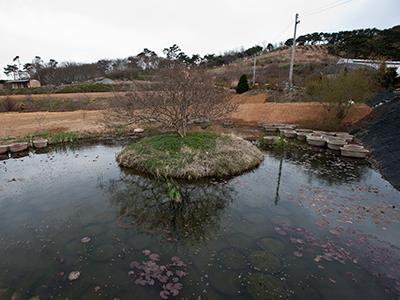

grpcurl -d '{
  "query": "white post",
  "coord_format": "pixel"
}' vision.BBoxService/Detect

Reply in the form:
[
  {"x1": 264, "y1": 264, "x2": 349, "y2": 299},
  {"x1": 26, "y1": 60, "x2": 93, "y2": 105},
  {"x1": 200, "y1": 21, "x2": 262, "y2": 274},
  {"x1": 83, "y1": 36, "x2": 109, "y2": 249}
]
[{"x1": 252, "y1": 55, "x2": 257, "y2": 86}]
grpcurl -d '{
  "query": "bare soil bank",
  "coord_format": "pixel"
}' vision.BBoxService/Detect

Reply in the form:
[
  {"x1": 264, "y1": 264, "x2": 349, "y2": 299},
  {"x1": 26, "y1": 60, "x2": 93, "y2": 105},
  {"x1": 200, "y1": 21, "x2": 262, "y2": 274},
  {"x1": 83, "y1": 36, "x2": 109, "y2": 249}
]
[
  {"x1": 0, "y1": 110, "x2": 103, "y2": 138},
  {"x1": 231, "y1": 93, "x2": 372, "y2": 126},
  {"x1": 0, "y1": 99, "x2": 371, "y2": 139}
]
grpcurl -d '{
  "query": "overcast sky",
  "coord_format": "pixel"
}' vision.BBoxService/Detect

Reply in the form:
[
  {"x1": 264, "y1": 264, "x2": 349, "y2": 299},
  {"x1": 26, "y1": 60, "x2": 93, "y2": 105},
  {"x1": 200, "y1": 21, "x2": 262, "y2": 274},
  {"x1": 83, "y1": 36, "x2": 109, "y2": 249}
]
[{"x1": 0, "y1": 0, "x2": 399, "y2": 78}]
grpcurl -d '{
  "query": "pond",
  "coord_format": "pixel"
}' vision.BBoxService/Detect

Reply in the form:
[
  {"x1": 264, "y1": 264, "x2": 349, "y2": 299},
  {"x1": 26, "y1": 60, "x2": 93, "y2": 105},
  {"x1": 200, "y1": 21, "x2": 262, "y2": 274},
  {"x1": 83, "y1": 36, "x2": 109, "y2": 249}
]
[{"x1": 0, "y1": 143, "x2": 399, "y2": 299}]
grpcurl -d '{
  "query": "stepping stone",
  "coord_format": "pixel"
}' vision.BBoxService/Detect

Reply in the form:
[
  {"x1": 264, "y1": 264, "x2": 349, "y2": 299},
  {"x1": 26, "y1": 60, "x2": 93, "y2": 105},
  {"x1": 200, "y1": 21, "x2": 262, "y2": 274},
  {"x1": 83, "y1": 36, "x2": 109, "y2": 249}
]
[
  {"x1": 9, "y1": 142, "x2": 28, "y2": 153},
  {"x1": 0, "y1": 145, "x2": 9, "y2": 154},
  {"x1": 340, "y1": 144, "x2": 369, "y2": 158},
  {"x1": 33, "y1": 138, "x2": 48, "y2": 149}
]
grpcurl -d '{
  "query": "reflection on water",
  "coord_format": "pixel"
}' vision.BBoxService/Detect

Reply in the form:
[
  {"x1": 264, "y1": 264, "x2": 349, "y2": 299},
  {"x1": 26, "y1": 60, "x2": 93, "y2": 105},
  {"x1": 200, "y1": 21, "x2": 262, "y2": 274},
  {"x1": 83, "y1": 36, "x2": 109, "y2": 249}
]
[
  {"x1": 107, "y1": 173, "x2": 234, "y2": 244},
  {"x1": 274, "y1": 155, "x2": 284, "y2": 205},
  {"x1": 0, "y1": 143, "x2": 399, "y2": 299},
  {"x1": 267, "y1": 142, "x2": 370, "y2": 185}
]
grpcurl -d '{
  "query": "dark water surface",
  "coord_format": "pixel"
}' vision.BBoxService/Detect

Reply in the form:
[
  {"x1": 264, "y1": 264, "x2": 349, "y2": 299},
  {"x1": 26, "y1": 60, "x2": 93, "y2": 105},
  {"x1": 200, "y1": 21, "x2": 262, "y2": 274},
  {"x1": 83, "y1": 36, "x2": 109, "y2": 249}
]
[{"x1": 0, "y1": 143, "x2": 399, "y2": 299}]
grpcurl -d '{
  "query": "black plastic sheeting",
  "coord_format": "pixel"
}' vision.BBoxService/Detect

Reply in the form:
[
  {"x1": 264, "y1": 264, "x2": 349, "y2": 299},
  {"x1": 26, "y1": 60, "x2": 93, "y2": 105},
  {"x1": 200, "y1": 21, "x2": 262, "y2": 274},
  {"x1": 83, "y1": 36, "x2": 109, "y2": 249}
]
[{"x1": 352, "y1": 91, "x2": 400, "y2": 190}]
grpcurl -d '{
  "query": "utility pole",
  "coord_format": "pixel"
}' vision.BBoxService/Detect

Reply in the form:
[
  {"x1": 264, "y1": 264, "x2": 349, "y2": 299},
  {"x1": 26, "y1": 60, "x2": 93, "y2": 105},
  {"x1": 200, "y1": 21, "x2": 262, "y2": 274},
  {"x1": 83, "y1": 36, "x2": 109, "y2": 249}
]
[
  {"x1": 252, "y1": 55, "x2": 257, "y2": 86},
  {"x1": 289, "y1": 13, "x2": 300, "y2": 90}
]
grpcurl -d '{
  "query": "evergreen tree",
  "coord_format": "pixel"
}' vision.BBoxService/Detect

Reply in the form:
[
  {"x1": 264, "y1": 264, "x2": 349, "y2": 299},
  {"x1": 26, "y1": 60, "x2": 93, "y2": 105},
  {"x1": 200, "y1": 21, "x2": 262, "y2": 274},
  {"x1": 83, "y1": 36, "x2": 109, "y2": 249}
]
[{"x1": 236, "y1": 74, "x2": 250, "y2": 94}]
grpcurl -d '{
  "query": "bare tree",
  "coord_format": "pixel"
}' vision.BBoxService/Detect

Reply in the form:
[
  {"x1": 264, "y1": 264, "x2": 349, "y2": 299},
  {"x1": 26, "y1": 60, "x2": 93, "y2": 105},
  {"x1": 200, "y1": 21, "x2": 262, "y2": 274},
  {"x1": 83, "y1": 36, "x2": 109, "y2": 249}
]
[{"x1": 106, "y1": 65, "x2": 237, "y2": 136}]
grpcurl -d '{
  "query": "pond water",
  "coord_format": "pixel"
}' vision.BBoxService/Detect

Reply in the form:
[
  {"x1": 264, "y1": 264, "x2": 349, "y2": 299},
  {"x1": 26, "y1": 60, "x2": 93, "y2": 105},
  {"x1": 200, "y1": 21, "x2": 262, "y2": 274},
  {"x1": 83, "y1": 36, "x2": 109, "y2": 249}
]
[{"x1": 0, "y1": 143, "x2": 399, "y2": 299}]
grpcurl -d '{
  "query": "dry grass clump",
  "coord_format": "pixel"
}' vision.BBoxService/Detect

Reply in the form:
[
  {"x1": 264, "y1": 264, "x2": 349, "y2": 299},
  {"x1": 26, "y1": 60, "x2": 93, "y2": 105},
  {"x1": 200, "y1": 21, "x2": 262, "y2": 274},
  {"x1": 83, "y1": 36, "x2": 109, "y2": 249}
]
[{"x1": 116, "y1": 132, "x2": 263, "y2": 179}]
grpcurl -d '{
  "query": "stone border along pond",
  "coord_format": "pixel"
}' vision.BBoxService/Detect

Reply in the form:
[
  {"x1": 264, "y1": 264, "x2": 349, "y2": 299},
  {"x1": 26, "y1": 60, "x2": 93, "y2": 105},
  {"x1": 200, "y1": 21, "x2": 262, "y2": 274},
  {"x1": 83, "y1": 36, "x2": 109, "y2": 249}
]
[
  {"x1": 0, "y1": 139, "x2": 47, "y2": 155},
  {"x1": 0, "y1": 128, "x2": 146, "y2": 159},
  {"x1": 260, "y1": 123, "x2": 370, "y2": 159},
  {"x1": 0, "y1": 123, "x2": 369, "y2": 162}
]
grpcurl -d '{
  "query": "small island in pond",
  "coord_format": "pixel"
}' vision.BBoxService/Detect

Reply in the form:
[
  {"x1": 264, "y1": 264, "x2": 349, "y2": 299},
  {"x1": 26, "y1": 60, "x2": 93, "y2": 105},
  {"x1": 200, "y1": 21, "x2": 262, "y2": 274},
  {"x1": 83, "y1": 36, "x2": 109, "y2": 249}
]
[{"x1": 117, "y1": 132, "x2": 264, "y2": 179}]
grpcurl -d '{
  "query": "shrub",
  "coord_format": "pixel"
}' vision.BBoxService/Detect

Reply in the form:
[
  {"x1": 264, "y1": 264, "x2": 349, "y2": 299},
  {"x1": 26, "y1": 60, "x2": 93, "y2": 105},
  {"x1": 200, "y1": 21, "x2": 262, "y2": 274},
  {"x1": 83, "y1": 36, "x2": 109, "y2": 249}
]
[
  {"x1": 56, "y1": 83, "x2": 113, "y2": 93},
  {"x1": 0, "y1": 97, "x2": 17, "y2": 112},
  {"x1": 0, "y1": 83, "x2": 130, "y2": 96},
  {"x1": 45, "y1": 131, "x2": 79, "y2": 144},
  {"x1": 305, "y1": 69, "x2": 378, "y2": 129},
  {"x1": 377, "y1": 66, "x2": 399, "y2": 89},
  {"x1": 236, "y1": 74, "x2": 250, "y2": 94}
]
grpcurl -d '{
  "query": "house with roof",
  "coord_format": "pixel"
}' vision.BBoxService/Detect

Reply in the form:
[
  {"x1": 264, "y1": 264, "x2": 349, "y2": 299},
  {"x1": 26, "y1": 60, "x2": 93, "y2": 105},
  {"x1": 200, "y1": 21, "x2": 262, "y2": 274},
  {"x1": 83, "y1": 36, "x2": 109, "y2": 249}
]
[{"x1": 0, "y1": 79, "x2": 41, "y2": 90}]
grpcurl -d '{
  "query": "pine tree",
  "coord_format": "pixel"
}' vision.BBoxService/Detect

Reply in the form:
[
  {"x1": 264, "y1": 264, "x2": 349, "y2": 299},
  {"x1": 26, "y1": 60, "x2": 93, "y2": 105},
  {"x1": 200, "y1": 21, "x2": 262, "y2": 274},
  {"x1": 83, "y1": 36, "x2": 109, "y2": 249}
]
[{"x1": 236, "y1": 74, "x2": 250, "y2": 94}]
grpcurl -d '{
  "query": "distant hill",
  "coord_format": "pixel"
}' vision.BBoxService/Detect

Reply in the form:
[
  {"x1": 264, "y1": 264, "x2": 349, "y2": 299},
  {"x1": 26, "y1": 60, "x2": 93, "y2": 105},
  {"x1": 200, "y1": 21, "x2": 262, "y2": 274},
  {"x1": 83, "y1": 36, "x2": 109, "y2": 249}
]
[{"x1": 288, "y1": 25, "x2": 400, "y2": 60}]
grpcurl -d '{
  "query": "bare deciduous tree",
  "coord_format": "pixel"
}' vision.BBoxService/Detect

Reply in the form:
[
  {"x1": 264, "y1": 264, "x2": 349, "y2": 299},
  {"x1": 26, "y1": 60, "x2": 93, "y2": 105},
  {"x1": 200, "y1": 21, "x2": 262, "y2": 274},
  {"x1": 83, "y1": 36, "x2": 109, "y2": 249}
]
[{"x1": 106, "y1": 65, "x2": 237, "y2": 136}]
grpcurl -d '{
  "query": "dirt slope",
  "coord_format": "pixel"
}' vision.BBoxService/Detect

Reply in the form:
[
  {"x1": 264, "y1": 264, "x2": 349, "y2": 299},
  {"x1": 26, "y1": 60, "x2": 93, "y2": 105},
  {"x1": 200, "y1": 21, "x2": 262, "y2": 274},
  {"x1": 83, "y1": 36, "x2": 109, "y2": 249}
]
[
  {"x1": 213, "y1": 46, "x2": 336, "y2": 74},
  {"x1": 0, "y1": 110, "x2": 103, "y2": 138},
  {"x1": 210, "y1": 46, "x2": 338, "y2": 89},
  {"x1": 231, "y1": 93, "x2": 371, "y2": 126},
  {"x1": 0, "y1": 95, "x2": 371, "y2": 139}
]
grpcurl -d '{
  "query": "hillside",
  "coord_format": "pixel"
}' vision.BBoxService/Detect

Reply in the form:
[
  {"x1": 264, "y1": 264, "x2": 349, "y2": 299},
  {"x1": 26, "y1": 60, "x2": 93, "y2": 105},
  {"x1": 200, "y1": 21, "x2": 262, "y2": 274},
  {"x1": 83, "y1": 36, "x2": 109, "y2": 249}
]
[
  {"x1": 209, "y1": 45, "x2": 338, "y2": 92},
  {"x1": 293, "y1": 25, "x2": 400, "y2": 60}
]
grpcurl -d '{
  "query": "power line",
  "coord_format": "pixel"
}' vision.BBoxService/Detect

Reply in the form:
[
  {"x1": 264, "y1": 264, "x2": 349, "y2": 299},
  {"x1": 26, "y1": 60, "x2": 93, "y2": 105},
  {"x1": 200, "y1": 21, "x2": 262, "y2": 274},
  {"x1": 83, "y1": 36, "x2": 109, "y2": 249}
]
[
  {"x1": 271, "y1": 0, "x2": 355, "y2": 44},
  {"x1": 303, "y1": 0, "x2": 355, "y2": 17},
  {"x1": 273, "y1": 22, "x2": 293, "y2": 41},
  {"x1": 302, "y1": 0, "x2": 351, "y2": 14}
]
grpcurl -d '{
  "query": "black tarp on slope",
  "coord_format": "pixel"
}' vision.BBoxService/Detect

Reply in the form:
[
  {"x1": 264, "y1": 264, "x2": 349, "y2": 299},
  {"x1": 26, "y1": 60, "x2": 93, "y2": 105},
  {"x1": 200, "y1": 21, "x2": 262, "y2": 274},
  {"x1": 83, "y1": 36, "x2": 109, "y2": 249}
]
[{"x1": 352, "y1": 92, "x2": 400, "y2": 190}]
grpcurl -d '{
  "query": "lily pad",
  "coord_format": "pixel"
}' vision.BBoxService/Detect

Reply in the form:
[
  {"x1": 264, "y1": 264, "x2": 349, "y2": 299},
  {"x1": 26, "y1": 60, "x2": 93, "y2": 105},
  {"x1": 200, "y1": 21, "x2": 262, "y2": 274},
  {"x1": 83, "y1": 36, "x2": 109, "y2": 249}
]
[
  {"x1": 218, "y1": 248, "x2": 248, "y2": 270},
  {"x1": 270, "y1": 215, "x2": 292, "y2": 226},
  {"x1": 226, "y1": 232, "x2": 254, "y2": 249},
  {"x1": 245, "y1": 212, "x2": 268, "y2": 224},
  {"x1": 209, "y1": 270, "x2": 243, "y2": 296},
  {"x1": 256, "y1": 237, "x2": 285, "y2": 255},
  {"x1": 248, "y1": 251, "x2": 282, "y2": 272},
  {"x1": 245, "y1": 272, "x2": 289, "y2": 300}
]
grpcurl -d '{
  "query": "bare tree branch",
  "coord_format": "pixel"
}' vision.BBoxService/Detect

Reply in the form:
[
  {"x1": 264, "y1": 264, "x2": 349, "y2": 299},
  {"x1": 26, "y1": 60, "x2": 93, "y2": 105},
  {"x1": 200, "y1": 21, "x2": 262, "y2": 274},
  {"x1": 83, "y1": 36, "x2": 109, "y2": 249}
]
[{"x1": 105, "y1": 64, "x2": 237, "y2": 136}]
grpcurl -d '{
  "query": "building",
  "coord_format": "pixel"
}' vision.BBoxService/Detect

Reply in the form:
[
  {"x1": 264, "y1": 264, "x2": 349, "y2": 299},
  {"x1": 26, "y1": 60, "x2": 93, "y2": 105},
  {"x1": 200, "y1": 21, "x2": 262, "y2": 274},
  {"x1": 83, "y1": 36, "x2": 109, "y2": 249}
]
[
  {"x1": 0, "y1": 79, "x2": 41, "y2": 90},
  {"x1": 337, "y1": 58, "x2": 400, "y2": 75}
]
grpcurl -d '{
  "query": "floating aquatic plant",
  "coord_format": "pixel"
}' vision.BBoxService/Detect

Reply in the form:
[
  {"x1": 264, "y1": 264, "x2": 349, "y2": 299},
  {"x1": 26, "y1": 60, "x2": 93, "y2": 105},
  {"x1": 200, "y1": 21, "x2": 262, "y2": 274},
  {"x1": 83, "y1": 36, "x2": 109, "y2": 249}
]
[
  {"x1": 274, "y1": 225, "x2": 355, "y2": 264},
  {"x1": 80, "y1": 236, "x2": 91, "y2": 243},
  {"x1": 129, "y1": 250, "x2": 187, "y2": 299},
  {"x1": 274, "y1": 225, "x2": 400, "y2": 296},
  {"x1": 68, "y1": 271, "x2": 80, "y2": 281}
]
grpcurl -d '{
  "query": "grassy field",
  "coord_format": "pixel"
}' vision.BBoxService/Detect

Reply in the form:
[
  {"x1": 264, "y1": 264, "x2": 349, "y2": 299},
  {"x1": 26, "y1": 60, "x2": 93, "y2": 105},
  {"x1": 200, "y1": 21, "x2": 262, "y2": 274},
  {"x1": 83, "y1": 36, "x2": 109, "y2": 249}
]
[{"x1": 0, "y1": 83, "x2": 128, "y2": 96}]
